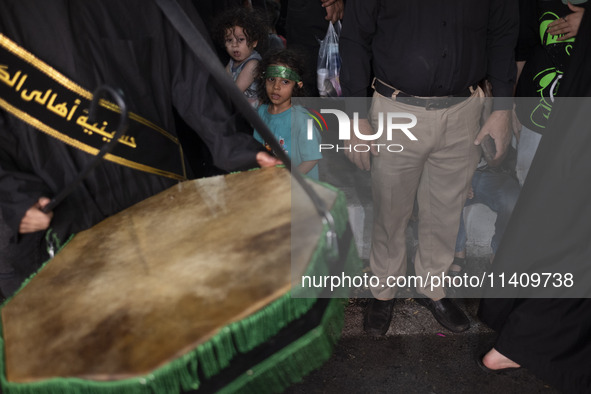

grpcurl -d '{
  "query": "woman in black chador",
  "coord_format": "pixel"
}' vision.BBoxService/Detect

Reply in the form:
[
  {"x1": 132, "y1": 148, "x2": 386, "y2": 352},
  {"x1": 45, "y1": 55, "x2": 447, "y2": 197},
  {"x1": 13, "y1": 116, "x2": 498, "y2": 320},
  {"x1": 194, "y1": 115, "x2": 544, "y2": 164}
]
[
  {"x1": 0, "y1": 0, "x2": 279, "y2": 297},
  {"x1": 478, "y1": 2, "x2": 591, "y2": 393}
]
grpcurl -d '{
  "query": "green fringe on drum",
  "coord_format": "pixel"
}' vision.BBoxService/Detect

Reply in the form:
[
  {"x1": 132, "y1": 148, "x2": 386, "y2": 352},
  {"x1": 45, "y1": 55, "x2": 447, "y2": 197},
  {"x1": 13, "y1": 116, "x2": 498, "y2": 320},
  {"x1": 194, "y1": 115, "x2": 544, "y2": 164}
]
[
  {"x1": 219, "y1": 298, "x2": 346, "y2": 394},
  {"x1": 0, "y1": 298, "x2": 346, "y2": 394},
  {"x1": 0, "y1": 179, "x2": 361, "y2": 394}
]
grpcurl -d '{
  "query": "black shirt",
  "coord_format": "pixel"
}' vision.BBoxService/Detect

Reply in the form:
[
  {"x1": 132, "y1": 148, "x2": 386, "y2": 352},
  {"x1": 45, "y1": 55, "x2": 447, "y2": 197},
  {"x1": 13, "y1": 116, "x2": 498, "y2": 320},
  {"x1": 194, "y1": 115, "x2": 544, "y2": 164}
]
[
  {"x1": 340, "y1": 0, "x2": 518, "y2": 109},
  {"x1": 515, "y1": 0, "x2": 584, "y2": 133}
]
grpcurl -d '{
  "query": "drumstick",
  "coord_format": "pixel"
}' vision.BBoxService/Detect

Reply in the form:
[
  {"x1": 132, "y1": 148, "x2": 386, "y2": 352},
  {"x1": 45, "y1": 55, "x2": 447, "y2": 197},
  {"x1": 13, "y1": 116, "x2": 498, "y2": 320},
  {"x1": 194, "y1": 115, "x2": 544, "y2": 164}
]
[
  {"x1": 42, "y1": 85, "x2": 129, "y2": 213},
  {"x1": 155, "y1": 0, "x2": 337, "y2": 241}
]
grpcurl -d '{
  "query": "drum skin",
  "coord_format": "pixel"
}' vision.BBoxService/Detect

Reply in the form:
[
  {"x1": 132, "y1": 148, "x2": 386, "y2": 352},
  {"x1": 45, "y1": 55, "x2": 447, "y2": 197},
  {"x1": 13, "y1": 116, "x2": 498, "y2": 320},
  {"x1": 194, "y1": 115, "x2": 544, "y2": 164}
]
[{"x1": 1, "y1": 166, "x2": 336, "y2": 383}]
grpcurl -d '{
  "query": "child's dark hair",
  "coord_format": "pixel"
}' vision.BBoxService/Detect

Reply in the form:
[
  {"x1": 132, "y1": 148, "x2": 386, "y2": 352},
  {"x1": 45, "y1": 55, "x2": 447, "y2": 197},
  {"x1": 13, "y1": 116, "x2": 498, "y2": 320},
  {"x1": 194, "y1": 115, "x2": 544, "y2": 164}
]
[
  {"x1": 213, "y1": 7, "x2": 268, "y2": 50},
  {"x1": 256, "y1": 49, "x2": 308, "y2": 104}
]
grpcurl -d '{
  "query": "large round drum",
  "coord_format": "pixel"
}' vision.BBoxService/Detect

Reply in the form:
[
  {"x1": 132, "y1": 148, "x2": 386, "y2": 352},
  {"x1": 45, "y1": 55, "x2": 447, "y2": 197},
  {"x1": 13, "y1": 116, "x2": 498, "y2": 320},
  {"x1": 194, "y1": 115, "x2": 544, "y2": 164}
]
[{"x1": 0, "y1": 166, "x2": 358, "y2": 394}]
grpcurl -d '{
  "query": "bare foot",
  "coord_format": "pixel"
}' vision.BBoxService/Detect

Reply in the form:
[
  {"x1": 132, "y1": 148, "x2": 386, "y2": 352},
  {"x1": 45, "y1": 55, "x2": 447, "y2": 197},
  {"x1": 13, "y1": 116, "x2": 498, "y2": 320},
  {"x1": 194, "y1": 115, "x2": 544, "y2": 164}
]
[{"x1": 482, "y1": 348, "x2": 520, "y2": 370}]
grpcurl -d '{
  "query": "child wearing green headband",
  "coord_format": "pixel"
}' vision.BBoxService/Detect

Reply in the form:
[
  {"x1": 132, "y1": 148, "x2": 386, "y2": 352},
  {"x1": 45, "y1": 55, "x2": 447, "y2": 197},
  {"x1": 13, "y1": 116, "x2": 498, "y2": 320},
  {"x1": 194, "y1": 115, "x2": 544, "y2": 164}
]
[{"x1": 253, "y1": 49, "x2": 323, "y2": 179}]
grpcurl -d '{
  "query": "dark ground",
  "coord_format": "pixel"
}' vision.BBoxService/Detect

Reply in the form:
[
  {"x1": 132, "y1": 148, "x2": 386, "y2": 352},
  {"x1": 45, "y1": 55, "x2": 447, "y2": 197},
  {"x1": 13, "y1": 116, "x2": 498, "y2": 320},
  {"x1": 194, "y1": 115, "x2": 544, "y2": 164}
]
[
  {"x1": 284, "y1": 298, "x2": 560, "y2": 394},
  {"x1": 288, "y1": 150, "x2": 562, "y2": 394},
  {"x1": 284, "y1": 258, "x2": 561, "y2": 394}
]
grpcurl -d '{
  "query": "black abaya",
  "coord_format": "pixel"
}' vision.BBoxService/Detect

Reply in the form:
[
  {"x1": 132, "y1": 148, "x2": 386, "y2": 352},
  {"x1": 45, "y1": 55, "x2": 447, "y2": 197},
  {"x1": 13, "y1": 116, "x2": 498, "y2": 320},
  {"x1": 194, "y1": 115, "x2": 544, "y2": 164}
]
[
  {"x1": 0, "y1": 1, "x2": 264, "y2": 258},
  {"x1": 479, "y1": 3, "x2": 591, "y2": 392}
]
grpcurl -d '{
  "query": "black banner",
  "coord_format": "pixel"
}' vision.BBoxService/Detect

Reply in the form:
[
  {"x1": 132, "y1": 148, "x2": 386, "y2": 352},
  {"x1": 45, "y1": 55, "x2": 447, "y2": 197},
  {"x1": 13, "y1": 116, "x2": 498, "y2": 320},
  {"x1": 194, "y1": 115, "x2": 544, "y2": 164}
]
[{"x1": 0, "y1": 33, "x2": 187, "y2": 181}]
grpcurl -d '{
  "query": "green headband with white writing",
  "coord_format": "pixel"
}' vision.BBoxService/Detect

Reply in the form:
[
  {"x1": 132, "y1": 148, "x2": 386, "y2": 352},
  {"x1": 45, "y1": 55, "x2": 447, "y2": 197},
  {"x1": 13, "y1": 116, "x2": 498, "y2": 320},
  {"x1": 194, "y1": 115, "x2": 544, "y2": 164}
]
[{"x1": 265, "y1": 65, "x2": 301, "y2": 82}]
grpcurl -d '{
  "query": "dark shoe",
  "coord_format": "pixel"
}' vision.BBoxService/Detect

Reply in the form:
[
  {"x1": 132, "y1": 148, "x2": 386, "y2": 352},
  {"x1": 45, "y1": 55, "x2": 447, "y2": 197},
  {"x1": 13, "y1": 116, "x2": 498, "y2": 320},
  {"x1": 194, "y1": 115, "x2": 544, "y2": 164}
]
[
  {"x1": 476, "y1": 353, "x2": 521, "y2": 374},
  {"x1": 448, "y1": 256, "x2": 466, "y2": 277},
  {"x1": 363, "y1": 298, "x2": 396, "y2": 336},
  {"x1": 415, "y1": 297, "x2": 470, "y2": 333}
]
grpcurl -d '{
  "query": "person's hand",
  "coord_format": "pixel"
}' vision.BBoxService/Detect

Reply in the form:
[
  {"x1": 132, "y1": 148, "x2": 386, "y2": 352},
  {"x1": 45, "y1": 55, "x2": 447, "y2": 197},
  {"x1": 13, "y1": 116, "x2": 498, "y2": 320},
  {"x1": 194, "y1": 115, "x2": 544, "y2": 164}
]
[
  {"x1": 511, "y1": 107, "x2": 522, "y2": 143},
  {"x1": 256, "y1": 151, "x2": 282, "y2": 168},
  {"x1": 320, "y1": 0, "x2": 338, "y2": 7},
  {"x1": 467, "y1": 186, "x2": 474, "y2": 200},
  {"x1": 296, "y1": 159, "x2": 319, "y2": 175},
  {"x1": 474, "y1": 110, "x2": 511, "y2": 162},
  {"x1": 547, "y1": 2, "x2": 585, "y2": 41},
  {"x1": 323, "y1": 0, "x2": 344, "y2": 23},
  {"x1": 19, "y1": 197, "x2": 53, "y2": 234},
  {"x1": 344, "y1": 118, "x2": 377, "y2": 171}
]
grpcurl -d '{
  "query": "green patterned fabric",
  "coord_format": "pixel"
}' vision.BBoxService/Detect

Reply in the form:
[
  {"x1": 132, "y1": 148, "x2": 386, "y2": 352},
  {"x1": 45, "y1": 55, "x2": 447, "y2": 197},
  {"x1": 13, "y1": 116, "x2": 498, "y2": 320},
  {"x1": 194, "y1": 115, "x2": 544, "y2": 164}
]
[{"x1": 265, "y1": 66, "x2": 302, "y2": 82}]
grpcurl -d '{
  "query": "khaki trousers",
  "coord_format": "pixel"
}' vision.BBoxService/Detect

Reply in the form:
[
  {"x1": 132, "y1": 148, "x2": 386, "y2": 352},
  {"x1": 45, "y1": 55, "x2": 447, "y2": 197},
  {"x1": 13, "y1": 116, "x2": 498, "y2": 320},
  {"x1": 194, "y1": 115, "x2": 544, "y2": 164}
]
[{"x1": 369, "y1": 89, "x2": 483, "y2": 300}]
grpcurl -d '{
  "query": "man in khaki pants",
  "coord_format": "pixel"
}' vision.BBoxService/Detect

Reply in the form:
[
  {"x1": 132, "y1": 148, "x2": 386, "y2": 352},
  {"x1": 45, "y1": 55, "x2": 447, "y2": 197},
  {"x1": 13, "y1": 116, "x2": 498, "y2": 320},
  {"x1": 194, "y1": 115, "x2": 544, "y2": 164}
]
[{"x1": 340, "y1": 0, "x2": 518, "y2": 334}]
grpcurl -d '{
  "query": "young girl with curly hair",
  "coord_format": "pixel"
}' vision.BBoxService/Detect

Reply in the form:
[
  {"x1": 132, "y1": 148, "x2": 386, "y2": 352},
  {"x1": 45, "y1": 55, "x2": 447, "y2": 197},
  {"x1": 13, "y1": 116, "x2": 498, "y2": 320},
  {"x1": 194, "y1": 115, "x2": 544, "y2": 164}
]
[{"x1": 214, "y1": 7, "x2": 268, "y2": 106}]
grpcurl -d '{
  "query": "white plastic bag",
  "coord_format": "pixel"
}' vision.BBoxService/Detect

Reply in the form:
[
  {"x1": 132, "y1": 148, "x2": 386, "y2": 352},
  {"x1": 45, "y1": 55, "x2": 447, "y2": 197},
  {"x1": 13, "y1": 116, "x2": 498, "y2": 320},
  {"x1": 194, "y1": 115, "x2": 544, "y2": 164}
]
[{"x1": 317, "y1": 21, "x2": 342, "y2": 97}]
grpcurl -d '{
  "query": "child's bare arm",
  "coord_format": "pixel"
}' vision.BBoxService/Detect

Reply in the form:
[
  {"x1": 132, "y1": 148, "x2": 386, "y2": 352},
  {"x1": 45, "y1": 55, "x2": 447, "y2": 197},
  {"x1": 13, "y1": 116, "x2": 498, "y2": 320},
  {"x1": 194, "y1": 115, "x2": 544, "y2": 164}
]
[
  {"x1": 234, "y1": 60, "x2": 259, "y2": 93},
  {"x1": 296, "y1": 160, "x2": 319, "y2": 175}
]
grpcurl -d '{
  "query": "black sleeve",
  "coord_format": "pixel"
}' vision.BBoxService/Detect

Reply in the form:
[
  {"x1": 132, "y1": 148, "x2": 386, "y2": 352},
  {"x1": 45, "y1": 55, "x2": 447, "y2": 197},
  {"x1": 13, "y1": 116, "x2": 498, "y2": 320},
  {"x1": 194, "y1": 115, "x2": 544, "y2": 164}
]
[
  {"x1": 0, "y1": 113, "x2": 50, "y2": 238},
  {"x1": 516, "y1": 0, "x2": 538, "y2": 62},
  {"x1": 166, "y1": 0, "x2": 264, "y2": 173},
  {"x1": 339, "y1": 0, "x2": 378, "y2": 98},
  {"x1": 487, "y1": 0, "x2": 519, "y2": 109}
]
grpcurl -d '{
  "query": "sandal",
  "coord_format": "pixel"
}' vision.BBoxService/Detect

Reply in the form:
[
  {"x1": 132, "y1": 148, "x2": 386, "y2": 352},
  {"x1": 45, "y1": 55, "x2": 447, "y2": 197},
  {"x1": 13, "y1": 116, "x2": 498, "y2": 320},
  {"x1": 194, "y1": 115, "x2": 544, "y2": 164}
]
[{"x1": 448, "y1": 256, "x2": 466, "y2": 277}]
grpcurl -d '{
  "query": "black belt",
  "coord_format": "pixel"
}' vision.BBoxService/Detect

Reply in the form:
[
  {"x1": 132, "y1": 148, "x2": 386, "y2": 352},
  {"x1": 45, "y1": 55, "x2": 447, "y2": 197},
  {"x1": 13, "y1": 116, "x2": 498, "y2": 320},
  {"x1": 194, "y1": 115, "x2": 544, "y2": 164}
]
[{"x1": 372, "y1": 78, "x2": 475, "y2": 110}]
